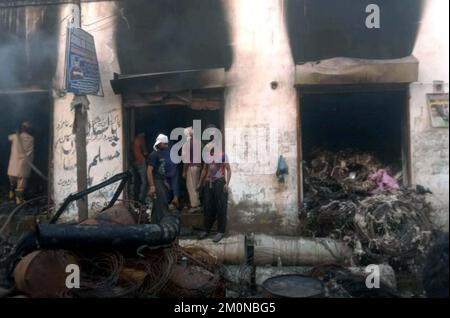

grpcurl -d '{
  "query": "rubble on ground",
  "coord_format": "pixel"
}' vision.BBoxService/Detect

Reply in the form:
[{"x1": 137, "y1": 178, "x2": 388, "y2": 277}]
[
  {"x1": 300, "y1": 149, "x2": 437, "y2": 293},
  {"x1": 0, "y1": 199, "x2": 225, "y2": 298},
  {"x1": 6, "y1": 244, "x2": 224, "y2": 298},
  {"x1": 309, "y1": 264, "x2": 400, "y2": 298},
  {"x1": 0, "y1": 163, "x2": 442, "y2": 298}
]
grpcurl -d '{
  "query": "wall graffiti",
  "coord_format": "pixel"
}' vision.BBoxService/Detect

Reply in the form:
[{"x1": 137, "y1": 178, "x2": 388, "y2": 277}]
[
  {"x1": 88, "y1": 171, "x2": 120, "y2": 211},
  {"x1": 55, "y1": 119, "x2": 76, "y2": 169},
  {"x1": 87, "y1": 109, "x2": 121, "y2": 147},
  {"x1": 54, "y1": 112, "x2": 78, "y2": 218},
  {"x1": 86, "y1": 108, "x2": 123, "y2": 213},
  {"x1": 56, "y1": 177, "x2": 77, "y2": 187},
  {"x1": 53, "y1": 106, "x2": 123, "y2": 218},
  {"x1": 88, "y1": 146, "x2": 121, "y2": 186}
]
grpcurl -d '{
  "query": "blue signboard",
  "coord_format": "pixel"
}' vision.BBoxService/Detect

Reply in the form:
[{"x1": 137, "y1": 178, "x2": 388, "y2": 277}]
[{"x1": 65, "y1": 28, "x2": 102, "y2": 96}]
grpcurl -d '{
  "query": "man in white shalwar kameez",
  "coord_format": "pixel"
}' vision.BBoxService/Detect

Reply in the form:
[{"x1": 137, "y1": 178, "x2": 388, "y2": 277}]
[{"x1": 7, "y1": 121, "x2": 34, "y2": 205}]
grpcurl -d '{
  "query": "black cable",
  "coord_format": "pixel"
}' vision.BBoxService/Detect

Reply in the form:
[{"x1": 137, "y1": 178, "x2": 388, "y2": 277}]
[{"x1": 0, "y1": 196, "x2": 47, "y2": 238}]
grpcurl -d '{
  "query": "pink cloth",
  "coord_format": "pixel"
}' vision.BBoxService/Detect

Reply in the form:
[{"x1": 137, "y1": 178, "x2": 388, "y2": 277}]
[{"x1": 370, "y1": 169, "x2": 400, "y2": 193}]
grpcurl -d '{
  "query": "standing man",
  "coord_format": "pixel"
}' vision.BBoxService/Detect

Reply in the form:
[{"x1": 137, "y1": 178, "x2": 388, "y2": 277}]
[
  {"x1": 198, "y1": 142, "x2": 232, "y2": 243},
  {"x1": 182, "y1": 127, "x2": 202, "y2": 213},
  {"x1": 147, "y1": 134, "x2": 170, "y2": 223},
  {"x1": 131, "y1": 132, "x2": 149, "y2": 203},
  {"x1": 164, "y1": 143, "x2": 181, "y2": 210},
  {"x1": 8, "y1": 121, "x2": 34, "y2": 205}
]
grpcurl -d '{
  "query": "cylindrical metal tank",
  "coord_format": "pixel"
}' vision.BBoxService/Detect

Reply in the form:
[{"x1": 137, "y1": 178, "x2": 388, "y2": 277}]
[
  {"x1": 179, "y1": 235, "x2": 246, "y2": 265},
  {"x1": 254, "y1": 234, "x2": 353, "y2": 266},
  {"x1": 14, "y1": 250, "x2": 78, "y2": 298}
]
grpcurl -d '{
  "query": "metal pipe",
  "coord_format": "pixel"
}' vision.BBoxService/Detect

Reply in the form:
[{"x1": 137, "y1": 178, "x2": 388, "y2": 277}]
[
  {"x1": 179, "y1": 234, "x2": 353, "y2": 266},
  {"x1": 50, "y1": 171, "x2": 131, "y2": 224},
  {"x1": 39, "y1": 212, "x2": 180, "y2": 251}
]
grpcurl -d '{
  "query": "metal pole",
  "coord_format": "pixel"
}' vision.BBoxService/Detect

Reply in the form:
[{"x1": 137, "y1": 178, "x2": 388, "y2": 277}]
[
  {"x1": 69, "y1": 1, "x2": 89, "y2": 222},
  {"x1": 74, "y1": 102, "x2": 88, "y2": 222}
]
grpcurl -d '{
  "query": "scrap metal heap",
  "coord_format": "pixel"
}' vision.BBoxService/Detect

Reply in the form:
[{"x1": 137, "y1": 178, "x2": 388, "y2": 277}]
[
  {"x1": 0, "y1": 172, "x2": 225, "y2": 298},
  {"x1": 0, "y1": 207, "x2": 225, "y2": 298},
  {"x1": 300, "y1": 149, "x2": 436, "y2": 286}
]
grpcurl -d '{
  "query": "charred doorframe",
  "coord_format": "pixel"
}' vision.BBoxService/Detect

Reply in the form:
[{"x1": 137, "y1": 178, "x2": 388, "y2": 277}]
[{"x1": 296, "y1": 83, "x2": 413, "y2": 202}]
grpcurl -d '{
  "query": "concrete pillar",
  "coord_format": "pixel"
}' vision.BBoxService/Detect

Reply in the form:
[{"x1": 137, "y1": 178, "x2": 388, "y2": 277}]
[
  {"x1": 52, "y1": 2, "x2": 124, "y2": 222},
  {"x1": 410, "y1": 0, "x2": 449, "y2": 230},
  {"x1": 223, "y1": 0, "x2": 299, "y2": 235}
]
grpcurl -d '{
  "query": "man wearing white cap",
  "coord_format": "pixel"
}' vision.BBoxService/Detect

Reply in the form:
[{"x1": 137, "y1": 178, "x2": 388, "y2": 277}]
[
  {"x1": 7, "y1": 121, "x2": 34, "y2": 205},
  {"x1": 147, "y1": 134, "x2": 170, "y2": 223}
]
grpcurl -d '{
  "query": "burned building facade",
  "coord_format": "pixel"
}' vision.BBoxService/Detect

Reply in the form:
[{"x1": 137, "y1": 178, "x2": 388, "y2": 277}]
[{"x1": 0, "y1": 0, "x2": 448, "y2": 233}]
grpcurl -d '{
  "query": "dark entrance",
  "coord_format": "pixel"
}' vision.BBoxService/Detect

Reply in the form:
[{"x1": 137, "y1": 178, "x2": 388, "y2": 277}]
[
  {"x1": 299, "y1": 85, "x2": 411, "y2": 198},
  {"x1": 125, "y1": 104, "x2": 223, "y2": 208},
  {"x1": 134, "y1": 105, "x2": 222, "y2": 146},
  {"x1": 0, "y1": 92, "x2": 51, "y2": 199}
]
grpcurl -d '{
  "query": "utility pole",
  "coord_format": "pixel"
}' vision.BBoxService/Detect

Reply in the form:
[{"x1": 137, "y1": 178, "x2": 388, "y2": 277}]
[{"x1": 69, "y1": 1, "x2": 89, "y2": 222}]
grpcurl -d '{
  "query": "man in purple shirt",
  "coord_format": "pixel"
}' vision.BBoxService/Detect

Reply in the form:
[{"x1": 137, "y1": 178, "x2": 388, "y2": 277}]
[{"x1": 198, "y1": 145, "x2": 231, "y2": 243}]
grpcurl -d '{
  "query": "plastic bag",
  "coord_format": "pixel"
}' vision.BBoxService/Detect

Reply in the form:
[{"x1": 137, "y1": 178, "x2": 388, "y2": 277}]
[{"x1": 276, "y1": 155, "x2": 289, "y2": 183}]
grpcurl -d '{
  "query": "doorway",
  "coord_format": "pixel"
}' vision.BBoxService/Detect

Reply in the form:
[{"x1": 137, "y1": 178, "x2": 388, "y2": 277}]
[
  {"x1": 0, "y1": 92, "x2": 51, "y2": 200},
  {"x1": 125, "y1": 104, "x2": 223, "y2": 210},
  {"x1": 298, "y1": 85, "x2": 411, "y2": 200},
  {"x1": 134, "y1": 105, "x2": 222, "y2": 146}
]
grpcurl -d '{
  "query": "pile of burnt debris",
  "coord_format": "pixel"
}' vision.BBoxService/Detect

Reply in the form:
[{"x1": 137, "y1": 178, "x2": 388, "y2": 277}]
[
  {"x1": 0, "y1": 172, "x2": 225, "y2": 298},
  {"x1": 300, "y1": 149, "x2": 438, "y2": 293},
  {"x1": 0, "y1": 168, "x2": 446, "y2": 298},
  {"x1": 0, "y1": 204, "x2": 225, "y2": 298},
  {"x1": 8, "y1": 247, "x2": 225, "y2": 298}
]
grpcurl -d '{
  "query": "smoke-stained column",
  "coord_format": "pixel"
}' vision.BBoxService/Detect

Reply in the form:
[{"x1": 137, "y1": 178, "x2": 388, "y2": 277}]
[
  {"x1": 224, "y1": 0, "x2": 299, "y2": 235},
  {"x1": 81, "y1": 2, "x2": 124, "y2": 214},
  {"x1": 410, "y1": 0, "x2": 449, "y2": 230},
  {"x1": 52, "y1": 4, "x2": 79, "y2": 222},
  {"x1": 52, "y1": 2, "x2": 123, "y2": 221}
]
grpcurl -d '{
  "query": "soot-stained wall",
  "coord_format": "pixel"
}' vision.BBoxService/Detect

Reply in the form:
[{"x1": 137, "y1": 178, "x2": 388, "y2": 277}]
[
  {"x1": 0, "y1": 6, "x2": 59, "y2": 90},
  {"x1": 52, "y1": 3, "x2": 124, "y2": 220},
  {"x1": 410, "y1": 0, "x2": 449, "y2": 230},
  {"x1": 223, "y1": 0, "x2": 300, "y2": 235},
  {"x1": 286, "y1": 0, "x2": 424, "y2": 63},
  {"x1": 115, "y1": 0, "x2": 232, "y2": 75}
]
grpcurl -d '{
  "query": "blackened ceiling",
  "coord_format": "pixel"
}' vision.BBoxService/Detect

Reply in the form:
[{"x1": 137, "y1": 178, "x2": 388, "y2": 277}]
[
  {"x1": 286, "y1": 0, "x2": 425, "y2": 63},
  {"x1": 115, "y1": 0, "x2": 232, "y2": 75}
]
